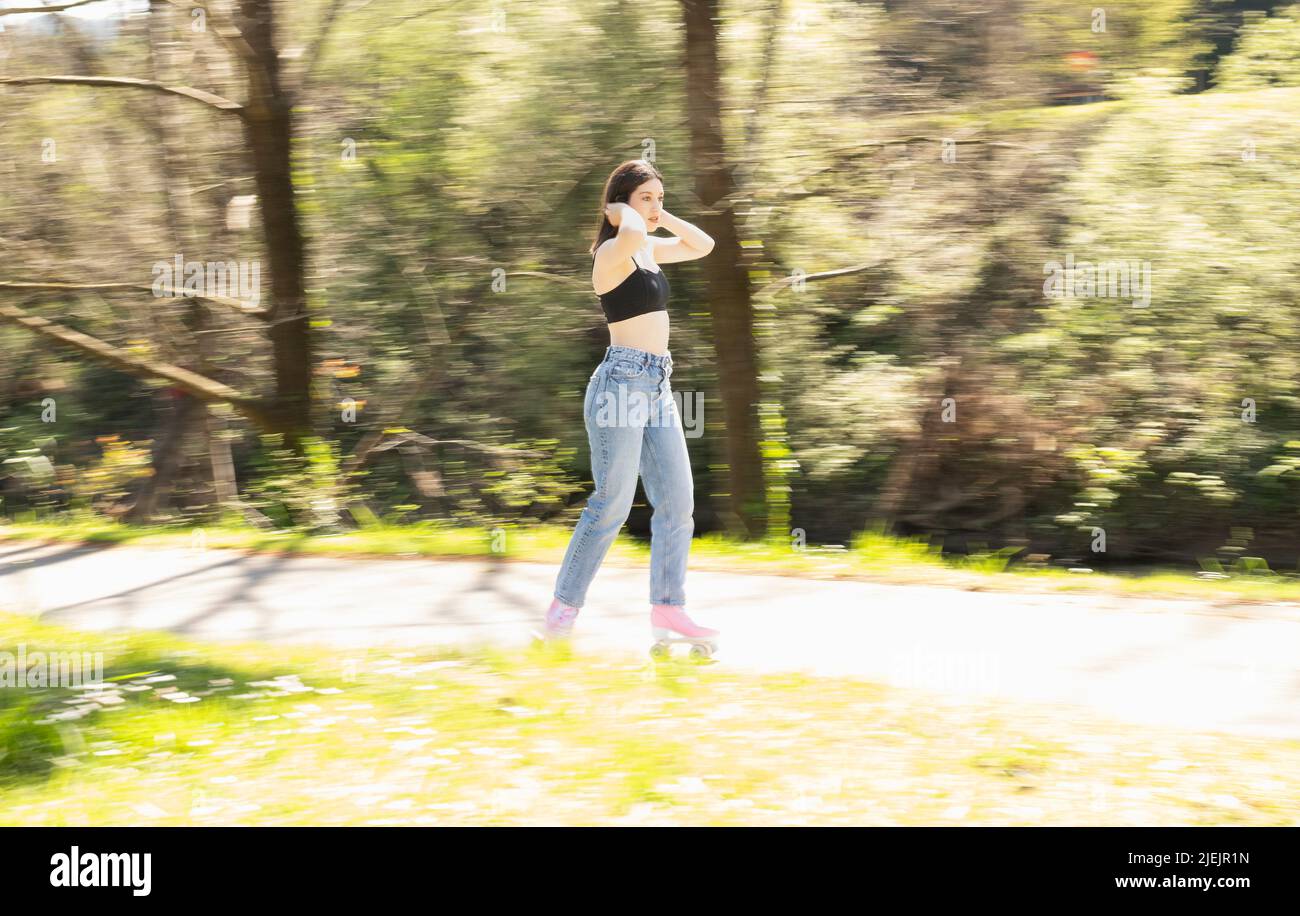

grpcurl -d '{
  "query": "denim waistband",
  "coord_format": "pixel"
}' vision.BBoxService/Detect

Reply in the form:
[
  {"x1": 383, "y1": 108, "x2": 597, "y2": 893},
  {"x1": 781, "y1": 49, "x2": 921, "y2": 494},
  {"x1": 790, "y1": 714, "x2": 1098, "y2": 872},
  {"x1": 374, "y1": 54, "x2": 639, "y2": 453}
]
[{"x1": 604, "y1": 345, "x2": 673, "y2": 369}]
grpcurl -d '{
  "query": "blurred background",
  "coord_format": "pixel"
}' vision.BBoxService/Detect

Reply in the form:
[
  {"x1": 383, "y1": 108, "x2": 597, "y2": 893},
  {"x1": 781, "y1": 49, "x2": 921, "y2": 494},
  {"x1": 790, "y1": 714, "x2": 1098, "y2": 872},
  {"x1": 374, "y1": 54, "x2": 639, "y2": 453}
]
[
  {"x1": 3, "y1": 0, "x2": 1300, "y2": 830},
  {"x1": 1, "y1": 0, "x2": 1299, "y2": 569}
]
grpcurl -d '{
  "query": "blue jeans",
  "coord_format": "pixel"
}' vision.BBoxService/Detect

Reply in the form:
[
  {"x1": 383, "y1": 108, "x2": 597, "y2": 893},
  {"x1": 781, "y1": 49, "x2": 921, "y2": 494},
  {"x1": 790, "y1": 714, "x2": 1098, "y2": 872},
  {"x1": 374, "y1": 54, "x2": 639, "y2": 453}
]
[{"x1": 554, "y1": 345, "x2": 694, "y2": 608}]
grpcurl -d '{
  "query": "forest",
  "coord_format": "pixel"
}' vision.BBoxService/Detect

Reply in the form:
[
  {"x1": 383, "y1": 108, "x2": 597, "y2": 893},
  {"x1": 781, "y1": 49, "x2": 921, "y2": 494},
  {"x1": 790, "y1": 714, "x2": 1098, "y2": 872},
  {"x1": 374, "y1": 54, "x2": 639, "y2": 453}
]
[{"x1": 3, "y1": 0, "x2": 1300, "y2": 570}]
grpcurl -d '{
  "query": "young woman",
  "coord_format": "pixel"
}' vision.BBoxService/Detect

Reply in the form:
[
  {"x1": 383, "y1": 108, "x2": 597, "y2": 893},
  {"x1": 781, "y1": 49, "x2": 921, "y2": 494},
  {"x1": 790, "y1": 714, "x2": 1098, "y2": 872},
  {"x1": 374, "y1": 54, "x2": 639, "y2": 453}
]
[{"x1": 541, "y1": 159, "x2": 720, "y2": 655}]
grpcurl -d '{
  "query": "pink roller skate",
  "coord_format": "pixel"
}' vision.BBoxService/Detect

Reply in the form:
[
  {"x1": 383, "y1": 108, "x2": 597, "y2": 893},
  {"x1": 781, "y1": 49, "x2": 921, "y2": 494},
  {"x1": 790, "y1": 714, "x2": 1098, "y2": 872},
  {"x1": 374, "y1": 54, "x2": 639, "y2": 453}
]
[
  {"x1": 650, "y1": 604, "x2": 720, "y2": 660},
  {"x1": 533, "y1": 597, "x2": 580, "y2": 643}
]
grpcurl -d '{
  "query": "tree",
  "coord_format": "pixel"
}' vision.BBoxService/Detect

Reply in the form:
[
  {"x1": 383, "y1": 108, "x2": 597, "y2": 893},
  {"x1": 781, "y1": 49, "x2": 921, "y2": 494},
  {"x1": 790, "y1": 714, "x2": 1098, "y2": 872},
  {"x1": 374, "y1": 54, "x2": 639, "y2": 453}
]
[
  {"x1": 682, "y1": 0, "x2": 768, "y2": 538},
  {"x1": 0, "y1": 0, "x2": 345, "y2": 450}
]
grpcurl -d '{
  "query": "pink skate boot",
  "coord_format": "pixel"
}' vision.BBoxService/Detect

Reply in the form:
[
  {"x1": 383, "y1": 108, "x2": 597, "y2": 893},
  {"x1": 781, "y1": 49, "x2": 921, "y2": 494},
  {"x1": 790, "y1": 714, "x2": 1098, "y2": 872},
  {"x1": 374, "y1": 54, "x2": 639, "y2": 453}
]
[
  {"x1": 533, "y1": 597, "x2": 580, "y2": 643},
  {"x1": 649, "y1": 604, "x2": 720, "y2": 660}
]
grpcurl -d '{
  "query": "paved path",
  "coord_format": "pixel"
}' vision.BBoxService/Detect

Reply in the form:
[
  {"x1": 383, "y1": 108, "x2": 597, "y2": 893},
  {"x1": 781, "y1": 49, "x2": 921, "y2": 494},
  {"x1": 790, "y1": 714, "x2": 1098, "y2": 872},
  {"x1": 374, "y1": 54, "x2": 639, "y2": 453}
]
[{"x1": 1, "y1": 538, "x2": 1297, "y2": 739}]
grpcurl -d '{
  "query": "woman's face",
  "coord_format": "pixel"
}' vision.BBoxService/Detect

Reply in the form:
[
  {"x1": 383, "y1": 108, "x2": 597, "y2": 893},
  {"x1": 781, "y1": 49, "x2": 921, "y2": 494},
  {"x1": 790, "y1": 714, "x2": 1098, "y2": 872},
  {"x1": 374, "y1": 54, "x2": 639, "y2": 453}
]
[{"x1": 624, "y1": 178, "x2": 664, "y2": 230}]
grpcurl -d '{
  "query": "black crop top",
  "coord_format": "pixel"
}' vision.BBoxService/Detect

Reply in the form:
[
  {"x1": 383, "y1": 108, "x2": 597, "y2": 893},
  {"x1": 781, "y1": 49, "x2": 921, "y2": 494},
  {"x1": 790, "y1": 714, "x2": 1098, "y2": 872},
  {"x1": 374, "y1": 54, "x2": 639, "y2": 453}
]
[{"x1": 594, "y1": 250, "x2": 669, "y2": 324}]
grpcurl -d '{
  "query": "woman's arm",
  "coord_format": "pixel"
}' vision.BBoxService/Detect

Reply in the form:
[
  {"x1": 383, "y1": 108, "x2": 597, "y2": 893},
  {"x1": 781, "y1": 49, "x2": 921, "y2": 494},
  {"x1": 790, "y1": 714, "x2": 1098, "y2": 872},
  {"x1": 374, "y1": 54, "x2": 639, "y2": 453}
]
[
  {"x1": 597, "y1": 202, "x2": 647, "y2": 265},
  {"x1": 650, "y1": 210, "x2": 715, "y2": 264},
  {"x1": 593, "y1": 203, "x2": 648, "y2": 289}
]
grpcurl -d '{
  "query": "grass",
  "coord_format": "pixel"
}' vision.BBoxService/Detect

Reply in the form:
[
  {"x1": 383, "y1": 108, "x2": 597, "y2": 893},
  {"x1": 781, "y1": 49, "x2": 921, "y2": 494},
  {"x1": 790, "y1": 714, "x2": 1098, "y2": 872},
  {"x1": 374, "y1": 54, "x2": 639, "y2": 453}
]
[
  {"x1": 1, "y1": 611, "x2": 1296, "y2": 826},
  {"x1": 5, "y1": 513, "x2": 1300, "y2": 608}
]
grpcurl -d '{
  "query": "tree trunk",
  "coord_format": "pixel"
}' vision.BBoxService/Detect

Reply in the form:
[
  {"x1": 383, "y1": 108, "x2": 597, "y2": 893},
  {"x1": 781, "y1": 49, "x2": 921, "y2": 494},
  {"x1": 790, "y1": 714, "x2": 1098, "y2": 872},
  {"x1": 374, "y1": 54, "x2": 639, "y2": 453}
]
[
  {"x1": 0, "y1": 1, "x2": 311, "y2": 451},
  {"x1": 240, "y1": 0, "x2": 314, "y2": 449},
  {"x1": 124, "y1": 388, "x2": 201, "y2": 523},
  {"x1": 682, "y1": 0, "x2": 767, "y2": 539},
  {"x1": 870, "y1": 358, "x2": 961, "y2": 528},
  {"x1": 205, "y1": 405, "x2": 240, "y2": 511}
]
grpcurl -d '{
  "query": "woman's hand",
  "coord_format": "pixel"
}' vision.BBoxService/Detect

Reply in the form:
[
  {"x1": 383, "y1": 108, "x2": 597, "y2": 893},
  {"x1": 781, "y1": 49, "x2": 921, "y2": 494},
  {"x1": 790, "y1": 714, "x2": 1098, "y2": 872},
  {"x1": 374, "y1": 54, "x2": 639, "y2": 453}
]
[{"x1": 605, "y1": 202, "x2": 630, "y2": 227}]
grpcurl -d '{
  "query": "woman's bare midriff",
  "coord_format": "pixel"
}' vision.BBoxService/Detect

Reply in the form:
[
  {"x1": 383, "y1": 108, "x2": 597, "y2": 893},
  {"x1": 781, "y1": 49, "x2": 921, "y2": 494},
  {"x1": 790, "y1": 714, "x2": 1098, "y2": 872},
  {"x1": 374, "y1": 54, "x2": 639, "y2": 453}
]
[{"x1": 607, "y1": 310, "x2": 669, "y2": 356}]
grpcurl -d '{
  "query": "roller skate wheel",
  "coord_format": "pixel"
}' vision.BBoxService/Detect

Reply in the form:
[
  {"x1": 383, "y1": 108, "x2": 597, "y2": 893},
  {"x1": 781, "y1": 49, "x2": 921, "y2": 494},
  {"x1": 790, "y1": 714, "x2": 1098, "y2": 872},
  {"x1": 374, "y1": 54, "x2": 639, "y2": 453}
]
[
  {"x1": 689, "y1": 644, "x2": 710, "y2": 660},
  {"x1": 650, "y1": 643, "x2": 670, "y2": 659}
]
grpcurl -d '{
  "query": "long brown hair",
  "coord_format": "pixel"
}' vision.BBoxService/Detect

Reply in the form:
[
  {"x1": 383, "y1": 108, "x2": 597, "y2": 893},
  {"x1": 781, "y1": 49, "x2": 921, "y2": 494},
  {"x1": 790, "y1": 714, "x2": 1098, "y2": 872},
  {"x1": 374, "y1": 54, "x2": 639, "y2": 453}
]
[{"x1": 589, "y1": 159, "x2": 664, "y2": 256}]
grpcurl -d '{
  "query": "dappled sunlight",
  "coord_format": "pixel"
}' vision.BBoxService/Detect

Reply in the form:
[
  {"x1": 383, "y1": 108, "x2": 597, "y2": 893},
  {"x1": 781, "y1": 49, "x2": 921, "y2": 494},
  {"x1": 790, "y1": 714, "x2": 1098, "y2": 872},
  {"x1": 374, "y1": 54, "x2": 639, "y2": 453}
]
[
  {"x1": 2, "y1": 613, "x2": 1295, "y2": 826},
  {"x1": 2, "y1": 0, "x2": 1299, "y2": 841}
]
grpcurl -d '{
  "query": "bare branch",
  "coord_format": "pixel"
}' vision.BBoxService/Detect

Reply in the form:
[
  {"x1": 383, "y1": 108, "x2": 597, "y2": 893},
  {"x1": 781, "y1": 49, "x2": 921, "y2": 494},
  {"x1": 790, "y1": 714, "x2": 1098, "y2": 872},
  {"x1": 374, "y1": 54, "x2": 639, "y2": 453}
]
[
  {"x1": 751, "y1": 242, "x2": 940, "y2": 299},
  {"x1": 0, "y1": 281, "x2": 266, "y2": 318},
  {"x1": 192, "y1": 324, "x2": 268, "y2": 337},
  {"x1": 182, "y1": 177, "x2": 256, "y2": 197},
  {"x1": 0, "y1": 300, "x2": 263, "y2": 413},
  {"x1": 0, "y1": 1, "x2": 103, "y2": 17},
  {"x1": 368, "y1": 430, "x2": 549, "y2": 460},
  {"x1": 507, "y1": 269, "x2": 592, "y2": 291},
  {"x1": 0, "y1": 76, "x2": 244, "y2": 114}
]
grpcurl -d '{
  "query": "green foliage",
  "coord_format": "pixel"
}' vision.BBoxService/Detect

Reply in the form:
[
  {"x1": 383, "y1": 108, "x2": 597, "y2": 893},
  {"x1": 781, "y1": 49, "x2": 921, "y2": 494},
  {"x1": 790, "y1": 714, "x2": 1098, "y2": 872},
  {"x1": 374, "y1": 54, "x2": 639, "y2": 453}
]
[
  {"x1": 64, "y1": 435, "x2": 153, "y2": 514},
  {"x1": 1217, "y1": 5, "x2": 1300, "y2": 89},
  {"x1": 1032, "y1": 82, "x2": 1300, "y2": 553},
  {"x1": 0, "y1": 691, "x2": 64, "y2": 781},
  {"x1": 475, "y1": 438, "x2": 584, "y2": 525},
  {"x1": 959, "y1": 542, "x2": 1028, "y2": 573},
  {"x1": 7, "y1": 0, "x2": 1300, "y2": 565},
  {"x1": 759, "y1": 400, "x2": 797, "y2": 541},
  {"x1": 243, "y1": 435, "x2": 356, "y2": 533}
]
